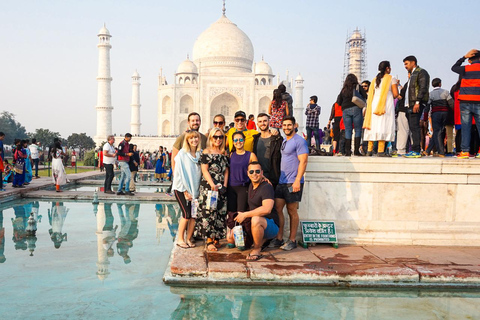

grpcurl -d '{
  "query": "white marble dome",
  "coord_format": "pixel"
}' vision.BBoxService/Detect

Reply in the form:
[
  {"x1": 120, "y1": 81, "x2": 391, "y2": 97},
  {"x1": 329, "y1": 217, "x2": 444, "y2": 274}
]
[
  {"x1": 176, "y1": 58, "x2": 198, "y2": 74},
  {"x1": 98, "y1": 24, "x2": 110, "y2": 36},
  {"x1": 255, "y1": 59, "x2": 273, "y2": 75},
  {"x1": 192, "y1": 15, "x2": 254, "y2": 73}
]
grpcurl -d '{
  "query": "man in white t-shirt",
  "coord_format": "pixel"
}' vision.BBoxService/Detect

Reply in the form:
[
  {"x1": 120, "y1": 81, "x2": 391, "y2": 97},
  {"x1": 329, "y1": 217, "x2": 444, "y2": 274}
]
[
  {"x1": 103, "y1": 135, "x2": 117, "y2": 194},
  {"x1": 29, "y1": 138, "x2": 41, "y2": 179}
]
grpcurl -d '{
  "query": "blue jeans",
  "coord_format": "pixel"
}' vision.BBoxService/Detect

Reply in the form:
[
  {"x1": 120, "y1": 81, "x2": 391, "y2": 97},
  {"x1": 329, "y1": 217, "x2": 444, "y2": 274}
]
[
  {"x1": 306, "y1": 127, "x2": 321, "y2": 149},
  {"x1": 427, "y1": 111, "x2": 447, "y2": 155},
  {"x1": 342, "y1": 107, "x2": 363, "y2": 139},
  {"x1": 460, "y1": 102, "x2": 480, "y2": 152},
  {"x1": 117, "y1": 161, "x2": 131, "y2": 192},
  {"x1": 33, "y1": 158, "x2": 39, "y2": 177}
]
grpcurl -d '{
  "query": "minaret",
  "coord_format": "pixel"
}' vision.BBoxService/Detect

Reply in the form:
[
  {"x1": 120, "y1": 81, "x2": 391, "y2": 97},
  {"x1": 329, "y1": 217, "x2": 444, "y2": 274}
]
[
  {"x1": 343, "y1": 28, "x2": 367, "y2": 82},
  {"x1": 130, "y1": 70, "x2": 141, "y2": 136},
  {"x1": 294, "y1": 73, "x2": 305, "y2": 134},
  {"x1": 95, "y1": 24, "x2": 113, "y2": 145}
]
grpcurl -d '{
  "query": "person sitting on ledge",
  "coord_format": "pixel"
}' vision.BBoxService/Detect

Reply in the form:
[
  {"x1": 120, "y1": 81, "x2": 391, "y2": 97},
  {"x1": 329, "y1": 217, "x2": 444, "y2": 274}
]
[{"x1": 228, "y1": 161, "x2": 279, "y2": 261}]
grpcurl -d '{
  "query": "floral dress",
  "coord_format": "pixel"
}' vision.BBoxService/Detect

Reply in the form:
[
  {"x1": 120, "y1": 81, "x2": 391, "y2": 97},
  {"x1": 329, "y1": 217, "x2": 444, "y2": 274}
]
[
  {"x1": 270, "y1": 100, "x2": 288, "y2": 129},
  {"x1": 195, "y1": 153, "x2": 229, "y2": 240}
]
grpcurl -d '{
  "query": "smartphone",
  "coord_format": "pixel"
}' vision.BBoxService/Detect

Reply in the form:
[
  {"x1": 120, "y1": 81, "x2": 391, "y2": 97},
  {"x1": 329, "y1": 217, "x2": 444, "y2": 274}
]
[{"x1": 288, "y1": 186, "x2": 294, "y2": 193}]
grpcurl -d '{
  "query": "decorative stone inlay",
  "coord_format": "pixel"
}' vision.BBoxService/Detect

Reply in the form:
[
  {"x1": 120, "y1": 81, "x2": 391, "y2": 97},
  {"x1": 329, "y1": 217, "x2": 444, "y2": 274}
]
[{"x1": 209, "y1": 87, "x2": 244, "y2": 98}]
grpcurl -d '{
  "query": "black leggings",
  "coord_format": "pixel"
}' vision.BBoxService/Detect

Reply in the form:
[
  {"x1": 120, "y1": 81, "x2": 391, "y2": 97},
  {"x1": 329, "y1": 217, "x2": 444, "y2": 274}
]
[
  {"x1": 174, "y1": 190, "x2": 192, "y2": 219},
  {"x1": 227, "y1": 185, "x2": 249, "y2": 212}
]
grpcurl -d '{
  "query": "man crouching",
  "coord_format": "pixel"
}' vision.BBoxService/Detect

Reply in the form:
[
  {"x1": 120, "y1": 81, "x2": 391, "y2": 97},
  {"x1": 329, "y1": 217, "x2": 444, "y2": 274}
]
[{"x1": 232, "y1": 161, "x2": 280, "y2": 261}]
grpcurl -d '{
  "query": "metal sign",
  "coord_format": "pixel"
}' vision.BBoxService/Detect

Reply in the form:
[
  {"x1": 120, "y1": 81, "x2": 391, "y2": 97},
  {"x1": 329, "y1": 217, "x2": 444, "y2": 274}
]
[{"x1": 301, "y1": 221, "x2": 337, "y2": 243}]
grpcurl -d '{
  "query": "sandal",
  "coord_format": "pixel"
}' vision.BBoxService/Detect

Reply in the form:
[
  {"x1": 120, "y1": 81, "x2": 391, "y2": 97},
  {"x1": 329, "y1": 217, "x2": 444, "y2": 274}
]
[
  {"x1": 206, "y1": 240, "x2": 217, "y2": 251},
  {"x1": 176, "y1": 242, "x2": 189, "y2": 249},
  {"x1": 186, "y1": 241, "x2": 196, "y2": 248},
  {"x1": 246, "y1": 253, "x2": 264, "y2": 261}
]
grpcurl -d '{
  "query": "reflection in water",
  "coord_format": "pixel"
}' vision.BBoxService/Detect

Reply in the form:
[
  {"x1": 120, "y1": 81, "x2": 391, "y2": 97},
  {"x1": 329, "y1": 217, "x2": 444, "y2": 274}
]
[
  {"x1": 96, "y1": 203, "x2": 116, "y2": 280},
  {"x1": 155, "y1": 204, "x2": 168, "y2": 244},
  {"x1": 12, "y1": 204, "x2": 27, "y2": 251},
  {"x1": 155, "y1": 203, "x2": 180, "y2": 242},
  {"x1": 117, "y1": 203, "x2": 140, "y2": 264},
  {"x1": 0, "y1": 210, "x2": 5, "y2": 263},
  {"x1": 49, "y1": 202, "x2": 69, "y2": 249}
]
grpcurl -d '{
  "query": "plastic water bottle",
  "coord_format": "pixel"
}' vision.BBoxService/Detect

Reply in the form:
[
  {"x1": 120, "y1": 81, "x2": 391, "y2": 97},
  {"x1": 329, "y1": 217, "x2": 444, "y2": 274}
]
[
  {"x1": 191, "y1": 199, "x2": 199, "y2": 218},
  {"x1": 233, "y1": 225, "x2": 245, "y2": 250}
]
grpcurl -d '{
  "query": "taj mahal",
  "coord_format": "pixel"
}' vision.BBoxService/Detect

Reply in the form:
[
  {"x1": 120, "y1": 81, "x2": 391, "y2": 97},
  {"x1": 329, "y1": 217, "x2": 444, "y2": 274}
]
[{"x1": 94, "y1": 4, "x2": 305, "y2": 149}]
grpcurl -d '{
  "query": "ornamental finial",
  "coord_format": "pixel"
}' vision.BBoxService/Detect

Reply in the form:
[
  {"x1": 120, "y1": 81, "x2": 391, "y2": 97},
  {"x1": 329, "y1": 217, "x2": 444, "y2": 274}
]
[{"x1": 222, "y1": 0, "x2": 226, "y2": 16}]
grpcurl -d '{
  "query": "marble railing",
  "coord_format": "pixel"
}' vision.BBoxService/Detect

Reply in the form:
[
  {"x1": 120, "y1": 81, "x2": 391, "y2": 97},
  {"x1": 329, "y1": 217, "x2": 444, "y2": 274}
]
[{"x1": 293, "y1": 156, "x2": 480, "y2": 246}]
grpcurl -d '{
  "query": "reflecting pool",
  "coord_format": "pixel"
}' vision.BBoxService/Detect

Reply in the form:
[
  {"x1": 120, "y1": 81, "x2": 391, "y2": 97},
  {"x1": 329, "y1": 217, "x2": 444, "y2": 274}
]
[
  {"x1": 1, "y1": 200, "x2": 479, "y2": 319},
  {"x1": 51, "y1": 185, "x2": 168, "y2": 193}
]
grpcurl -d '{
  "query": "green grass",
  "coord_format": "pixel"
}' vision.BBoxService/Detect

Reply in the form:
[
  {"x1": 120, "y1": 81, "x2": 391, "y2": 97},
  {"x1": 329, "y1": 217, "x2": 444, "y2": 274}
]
[{"x1": 37, "y1": 166, "x2": 97, "y2": 177}]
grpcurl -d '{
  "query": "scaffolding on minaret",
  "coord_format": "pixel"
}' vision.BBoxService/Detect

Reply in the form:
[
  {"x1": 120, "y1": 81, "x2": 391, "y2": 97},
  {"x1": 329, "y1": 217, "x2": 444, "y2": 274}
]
[{"x1": 342, "y1": 28, "x2": 367, "y2": 84}]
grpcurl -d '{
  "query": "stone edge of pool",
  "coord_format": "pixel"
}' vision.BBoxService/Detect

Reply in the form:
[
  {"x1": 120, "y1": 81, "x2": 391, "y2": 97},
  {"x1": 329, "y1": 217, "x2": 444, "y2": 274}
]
[{"x1": 163, "y1": 242, "x2": 480, "y2": 288}]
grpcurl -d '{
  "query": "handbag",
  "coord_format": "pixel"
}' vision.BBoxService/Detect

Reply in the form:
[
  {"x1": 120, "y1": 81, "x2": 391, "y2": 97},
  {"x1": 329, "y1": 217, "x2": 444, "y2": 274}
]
[
  {"x1": 352, "y1": 84, "x2": 366, "y2": 109},
  {"x1": 14, "y1": 162, "x2": 23, "y2": 174}
]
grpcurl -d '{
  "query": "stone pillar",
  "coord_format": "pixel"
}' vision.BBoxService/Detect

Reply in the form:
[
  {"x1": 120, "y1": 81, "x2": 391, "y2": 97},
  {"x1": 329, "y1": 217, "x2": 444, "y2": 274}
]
[
  {"x1": 96, "y1": 203, "x2": 110, "y2": 281},
  {"x1": 130, "y1": 71, "x2": 141, "y2": 136},
  {"x1": 95, "y1": 24, "x2": 113, "y2": 146}
]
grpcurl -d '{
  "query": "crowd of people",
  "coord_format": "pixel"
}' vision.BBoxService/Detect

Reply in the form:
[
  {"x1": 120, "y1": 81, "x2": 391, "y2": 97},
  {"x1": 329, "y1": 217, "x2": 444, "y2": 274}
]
[
  {"x1": 168, "y1": 109, "x2": 308, "y2": 260},
  {"x1": 327, "y1": 50, "x2": 480, "y2": 158}
]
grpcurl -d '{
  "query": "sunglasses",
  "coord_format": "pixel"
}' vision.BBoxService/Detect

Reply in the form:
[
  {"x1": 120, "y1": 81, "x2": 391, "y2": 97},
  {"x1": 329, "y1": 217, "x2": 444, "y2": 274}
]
[
  {"x1": 235, "y1": 118, "x2": 246, "y2": 122},
  {"x1": 233, "y1": 138, "x2": 244, "y2": 143},
  {"x1": 248, "y1": 169, "x2": 261, "y2": 174},
  {"x1": 212, "y1": 135, "x2": 223, "y2": 140},
  {"x1": 281, "y1": 140, "x2": 287, "y2": 151},
  {"x1": 213, "y1": 121, "x2": 224, "y2": 125}
]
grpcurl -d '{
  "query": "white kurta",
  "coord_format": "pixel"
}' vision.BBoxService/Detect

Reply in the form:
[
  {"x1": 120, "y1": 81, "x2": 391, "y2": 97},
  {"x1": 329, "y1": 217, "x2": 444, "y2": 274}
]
[{"x1": 363, "y1": 77, "x2": 398, "y2": 141}]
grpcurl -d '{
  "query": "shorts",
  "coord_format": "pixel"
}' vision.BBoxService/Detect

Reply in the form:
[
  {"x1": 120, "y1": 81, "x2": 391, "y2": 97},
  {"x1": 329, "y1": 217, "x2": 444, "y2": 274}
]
[
  {"x1": 174, "y1": 189, "x2": 192, "y2": 219},
  {"x1": 263, "y1": 218, "x2": 279, "y2": 240},
  {"x1": 274, "y1": 183, "x2": 304, "y2": 204}
]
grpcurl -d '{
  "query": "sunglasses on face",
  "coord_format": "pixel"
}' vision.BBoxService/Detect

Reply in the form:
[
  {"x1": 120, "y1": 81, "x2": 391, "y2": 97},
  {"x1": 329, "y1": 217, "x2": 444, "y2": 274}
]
[
  {"x1": 233, "y1": 138, "x2": 244, "y2": 143},
  {"x1": 235, "y1": 118, "x2": 246, "y2": 122},
  {"x1": 213, "y1": 121, "x2": 224, "y2": 125},
  {"x1": 212, "y1": 135, "x2": 223, "y2": 140},
  {"x1": 248, "y1": 169, "x2": 261, "y2": 174}
]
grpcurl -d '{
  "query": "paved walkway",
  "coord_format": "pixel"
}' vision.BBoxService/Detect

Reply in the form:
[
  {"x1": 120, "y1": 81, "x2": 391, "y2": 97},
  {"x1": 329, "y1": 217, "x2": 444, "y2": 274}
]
[
  {"x1": 164, "y1": 241, "x2": 480, "y2": 288},
  {"x1": 0, "y1": 170, "x2": 175, "y2": 203}
]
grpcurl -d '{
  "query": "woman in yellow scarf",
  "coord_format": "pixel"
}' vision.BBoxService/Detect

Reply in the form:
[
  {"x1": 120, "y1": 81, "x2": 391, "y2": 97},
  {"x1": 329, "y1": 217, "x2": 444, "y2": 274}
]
[{"x1": 363, "y1": 61, "x2": 399, "y2": 156}]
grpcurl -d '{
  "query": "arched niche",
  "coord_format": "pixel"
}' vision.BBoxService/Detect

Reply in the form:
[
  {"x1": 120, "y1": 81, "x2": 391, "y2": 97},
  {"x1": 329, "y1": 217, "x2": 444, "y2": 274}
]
[
  {"x1": 162, "y1": 96, "x2": 171, "y2": 114},
  {"x1": 255, "y1": 79, "x2": 259, "y2": 85},
  {"x1": 261, "y1": 78, "x2": 266, "y2": 85},
  {"x1": 162, "y1": 120, "x2": 171, "y2": 135},
  {"x1": 180, "y1": 95, "x2": 194, "y2": 114},
  {"x1": 179, "y1": 119, "x2": 188, "y2": 133},
  {"x1": 210, "y1": 92, "x2": 240, "y2": 124},
  {"x1": 259, "y1": 96, "x2": 271, "y2": 113},
  {"x1": 184, "y1": 77, "x2": 191, "y2": 84}
]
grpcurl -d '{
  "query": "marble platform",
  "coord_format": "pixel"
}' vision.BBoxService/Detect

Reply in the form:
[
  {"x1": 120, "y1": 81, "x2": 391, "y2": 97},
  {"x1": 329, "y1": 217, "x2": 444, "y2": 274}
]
[{"x1": 297, "y1": 156, "x2": 480, "y2": 246}]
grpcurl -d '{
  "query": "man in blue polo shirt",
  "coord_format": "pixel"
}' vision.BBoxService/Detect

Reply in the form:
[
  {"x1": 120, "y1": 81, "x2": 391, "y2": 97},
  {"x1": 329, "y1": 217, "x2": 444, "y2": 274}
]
[{"x1": 270, "y1": 116, "x2": 309, "y2": 251}]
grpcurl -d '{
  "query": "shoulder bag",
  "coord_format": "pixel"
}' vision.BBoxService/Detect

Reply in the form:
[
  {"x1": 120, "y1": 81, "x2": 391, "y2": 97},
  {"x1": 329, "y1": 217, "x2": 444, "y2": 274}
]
[{"x1": 352, "y1": 84, "x2": 366, "y2": 108}]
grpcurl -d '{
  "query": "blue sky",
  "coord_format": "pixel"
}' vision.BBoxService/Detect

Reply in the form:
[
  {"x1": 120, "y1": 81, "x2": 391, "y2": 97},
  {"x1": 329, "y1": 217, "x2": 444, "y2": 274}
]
[{"x1": 1, "y1": 0, "x2": 479, "y2": 137}]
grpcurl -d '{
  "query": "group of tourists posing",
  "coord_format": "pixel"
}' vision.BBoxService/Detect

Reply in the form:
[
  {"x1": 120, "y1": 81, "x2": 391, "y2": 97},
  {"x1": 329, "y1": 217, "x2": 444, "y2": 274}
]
[
  {"x1": 328, "y1": 49, "x2": 480, "y2": 159},
  {"x1": 171, "y1": 111, "x2": 308, "y2": 260}
]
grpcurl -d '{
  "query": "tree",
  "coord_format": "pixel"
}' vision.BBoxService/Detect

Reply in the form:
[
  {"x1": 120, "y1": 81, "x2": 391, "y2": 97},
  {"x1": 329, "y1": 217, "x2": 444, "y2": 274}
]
[
  {"x1": 0, "y1": 111, "x2": 28, "y2": 144},
  {"x1": 67, "y1": 133, "x2": 95, "y2": 150},
  {"x1": 28, "y1": 128, "x2": 61, "y2": 148}
]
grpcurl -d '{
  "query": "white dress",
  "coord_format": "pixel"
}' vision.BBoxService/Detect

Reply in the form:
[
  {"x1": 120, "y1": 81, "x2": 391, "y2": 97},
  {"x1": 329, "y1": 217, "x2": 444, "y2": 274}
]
[
  {"x1": 363, "y1": 77, "x2": 397, "y2": 141},
  {"x1": 52, "y1": 149, "x2": 67, "y2": 185}
]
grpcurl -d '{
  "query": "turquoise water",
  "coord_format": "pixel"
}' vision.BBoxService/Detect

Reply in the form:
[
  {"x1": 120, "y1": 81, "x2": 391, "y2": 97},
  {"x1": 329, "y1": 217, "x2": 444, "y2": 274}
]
[
  {"x1": 1, "y1": 200, "x2": 479, "y2": 319},
  {"x1": 53, "y1": 185, "x2": 167, "y2": 193}
]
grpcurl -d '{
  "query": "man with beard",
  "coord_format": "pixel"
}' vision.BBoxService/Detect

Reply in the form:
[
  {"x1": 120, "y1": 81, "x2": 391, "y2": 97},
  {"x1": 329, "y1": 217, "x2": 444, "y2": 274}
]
[
  {"x1": 252, "y1": 113, "x2": 283, "y2": 189},
  {"x1": 271, "y1": 116, "x2": 308, "y2": 251}
]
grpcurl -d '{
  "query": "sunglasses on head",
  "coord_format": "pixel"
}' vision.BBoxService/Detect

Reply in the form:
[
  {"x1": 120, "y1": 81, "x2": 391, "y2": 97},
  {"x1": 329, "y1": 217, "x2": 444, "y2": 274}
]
[
  {"x1": 248, "y1": 169, "x2": 261, "y2": 174},
  {"x1": 235, "y1": 118, "x2": 246, "y2": 122},
  {"x1": 212, "y1": 135, "x2": 223, "y2": 140},
  {"x1": 233, "y1": 138, "x2": 244, "y2": 143},
  {"x1": 213, "y1": 121, "x2": 224, "y2": 125}
]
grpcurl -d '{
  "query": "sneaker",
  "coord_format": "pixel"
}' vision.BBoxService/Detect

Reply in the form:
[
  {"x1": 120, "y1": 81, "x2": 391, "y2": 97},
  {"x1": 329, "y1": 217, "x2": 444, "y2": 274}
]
[
  {"x1": 125, "y1": 191, "x2": 135, "y2": 196},
  {"x1": 476, "y1": 153, "x2": 480, "y2": 159},
  {"x1": 391, "y1": 151, "x2": 398, "y2": 158},
  {"x1": 104, "y1": 190, "x2": 115, "y2": 194},
  {"x1": 268, "y1": 238, "x2": 284, "y2": 248},
  {"x1": 457, "y1": 151, "x2": 469, "y2": 159},
  {"x1": 433, "y1": 153, "x2": 445, "y2": 158},
  {"x1": 0, "y1": 188, "x2": 5, "y2": 192},
  {"x1": 280, "y1": 240, "x2": 297, "y2": 251},
  {"x1": 403, "y1": 151, "x2": 421, "y2": 158},
  {"x1": 116, "y1": 191, "x2": 125, "y2": 195}
]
